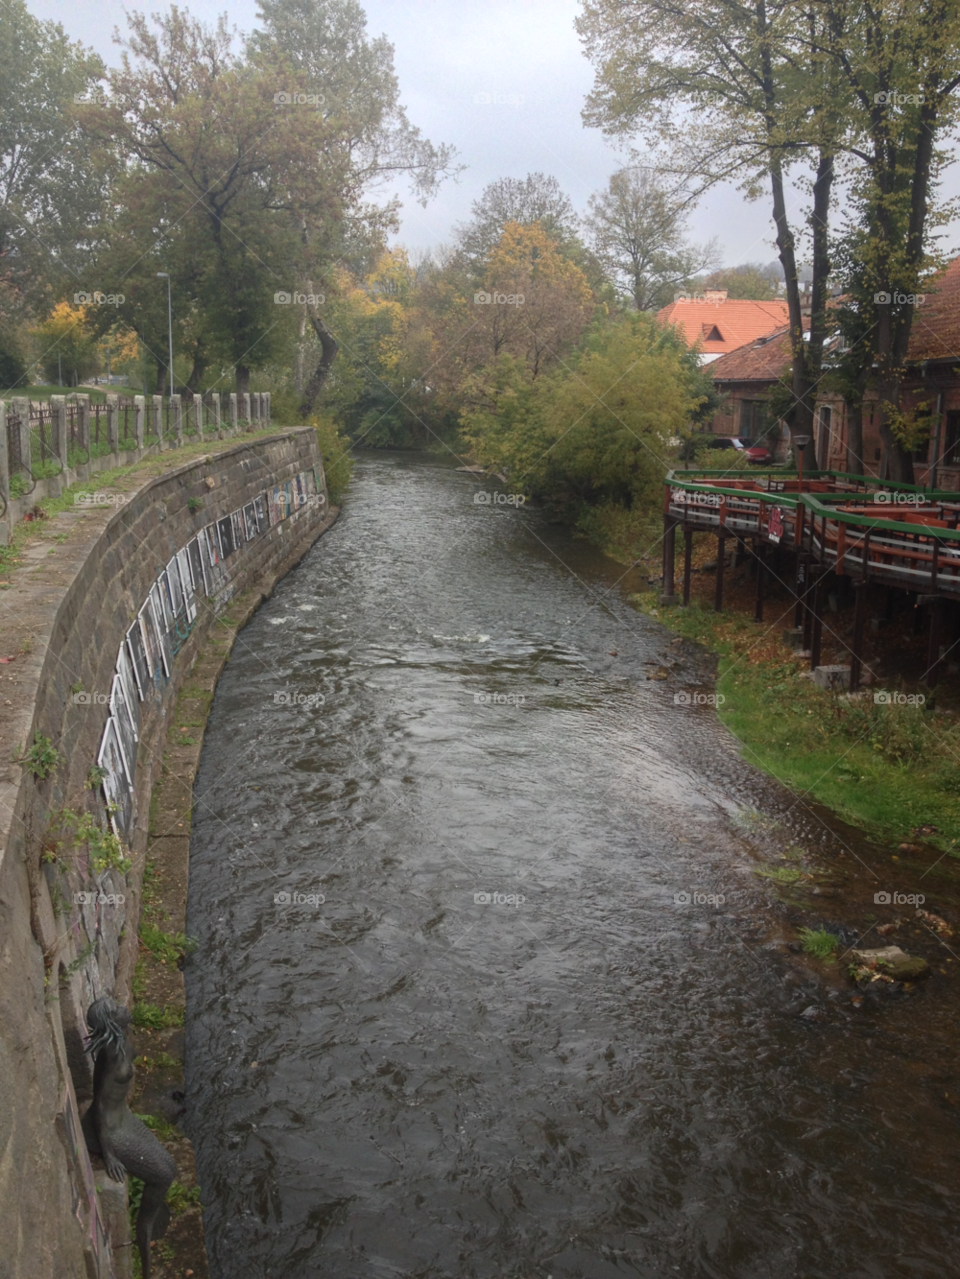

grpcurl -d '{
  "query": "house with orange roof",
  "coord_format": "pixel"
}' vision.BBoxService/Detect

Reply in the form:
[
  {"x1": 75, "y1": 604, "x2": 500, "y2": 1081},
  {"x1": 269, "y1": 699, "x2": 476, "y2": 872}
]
[{"x1": 656, "y1": 290, "x2": 791, "y2": 365}]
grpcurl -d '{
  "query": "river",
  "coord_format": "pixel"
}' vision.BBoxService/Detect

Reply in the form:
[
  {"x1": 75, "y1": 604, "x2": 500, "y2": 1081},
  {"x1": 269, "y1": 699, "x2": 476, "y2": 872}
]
[{"x1": 185, "y1": 452, "x2": 960, "y2": 1278}]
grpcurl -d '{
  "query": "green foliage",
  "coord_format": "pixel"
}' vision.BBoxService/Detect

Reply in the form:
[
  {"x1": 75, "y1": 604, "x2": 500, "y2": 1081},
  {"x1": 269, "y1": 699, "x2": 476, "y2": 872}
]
[
  {"x1": 166, "y1": 1181, "x2": 201, "y2": 1214},
  {"x1": 312, "y1": 416, "x2": 353, "y2": 505},
  {"x1": 131, "y1": 1001, "x2": 184, "y2": 1030},
  {"x1": 462, "y1": 312, "x2": 708, "y2": 547},
  {"x1": 86, "y1": 764, "x2": 108, "y2": 790},
  {"x1": 16, "y1": 733, "x2": 62, "y2": 780},
  {"x1": 798, "y1": 927, "x2": 839, "y2": 961},
  {"x1": 139, "y1": 922, "x2": 196, "y2": 967}
]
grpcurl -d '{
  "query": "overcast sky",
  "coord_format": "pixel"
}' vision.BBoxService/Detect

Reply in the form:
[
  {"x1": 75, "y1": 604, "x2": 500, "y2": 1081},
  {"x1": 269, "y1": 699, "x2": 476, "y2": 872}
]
[{"x1": 32, "y1": 0, "x2": 956, "y2": 272}]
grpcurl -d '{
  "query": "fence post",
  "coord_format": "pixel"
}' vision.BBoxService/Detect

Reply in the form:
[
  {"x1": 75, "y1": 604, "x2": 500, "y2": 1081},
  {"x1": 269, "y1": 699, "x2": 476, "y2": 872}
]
[
  {"x1": 107, "y1": 395, "x2": 120, "y2": 456},
  {"x1": 253, "y1": 393, "x2": 262, "y2": 427},
  {"x1": 170, "y1": 394, "x2": 182, "y2": 446},
  {"x1": 49, "y1": 395, "x2": 66, "y2": 497},
  {"x1": 152, "y1": 395, "x2": 163, "y2": 449},
  {"x1": 263, "y1": 392, "x2": 271, "y2": 427},
  {"x1": 75, "y1": 393, "x2": 90, "y2": 474},
  {"x1": 12, "y1": 397, "x2": 31, "y2": 479},
  {"x1": 211, "y1": 392, "x2": 222, "y2": 438},
  {"x1": 241, "y1": 392, "x2": 250, "y2": 426},
  {"x1": 229, "y1": 393, "x2": 238, "y2": 434},
  {"x1": 0, "y1": 400, "x2": 9, "y2": 544},
  {"x1": 133, "y1": 395, "x2": 145, "y2": 452},
  {"x1": 194, "y1": 393, "x2": 203, "y2": 441}
]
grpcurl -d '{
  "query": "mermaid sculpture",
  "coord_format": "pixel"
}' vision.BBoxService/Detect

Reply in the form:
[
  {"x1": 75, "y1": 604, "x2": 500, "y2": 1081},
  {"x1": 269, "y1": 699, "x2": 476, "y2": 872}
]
[{"x1": 82, "y1": 998, "x2": 177, "y2": 1279}]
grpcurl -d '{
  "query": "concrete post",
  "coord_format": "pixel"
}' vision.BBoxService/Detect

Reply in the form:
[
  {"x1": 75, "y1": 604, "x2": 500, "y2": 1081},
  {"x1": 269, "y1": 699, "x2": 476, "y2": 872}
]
[
  {"x1": 241, "y1": 393, "x2": 251, "y2": 425},
  {"x1": 251, "y1": 393, "x2": 260, "y2": 426},
  {"x1": 133, "y1": 396, "x2": 145, "y2": 452},
  {"x1": 229, "y1": 394, "x2": 238, "y2": 434},
  {"x1": 75, "y1": 394, "x2": 90, "y2": 472},
  {"x1": 152, "y1": 394, "x2": 163, "y2": 448},
  {"x1": 106, "y1": 395, "x2": 119, "y2": 455},
  {"x1": 194, "y1": 393, "x2": 203, "y2": 440},
  {"x1": 263, "y1": 392, "x2": 271, "y2": 426},
  {"x1": 48, "y1": 395, "x2": 66, "y2": 497},
  {"x1": 0, "y1": 400, "x2": 9, "y2": 544},
  {"x1": 12, "y1": 396, "x2": 31, "y2": 478},
  {"x1": 211, "y1": 392, "x2": 222, "y2": 438},
  {"x1": 171, "y1": 394, "x2": 183, "y2": 446}
]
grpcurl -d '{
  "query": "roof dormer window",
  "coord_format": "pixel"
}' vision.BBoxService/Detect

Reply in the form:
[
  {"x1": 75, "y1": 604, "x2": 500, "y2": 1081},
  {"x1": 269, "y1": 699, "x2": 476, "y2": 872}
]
[{"x1": 703, "y1": 324, "x2": 723, "y2": 342}]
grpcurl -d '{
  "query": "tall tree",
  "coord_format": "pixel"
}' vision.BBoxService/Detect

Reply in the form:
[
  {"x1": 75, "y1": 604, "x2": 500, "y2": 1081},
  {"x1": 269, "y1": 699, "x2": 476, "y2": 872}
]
[
  {"x1": 584, "y1": 167, "x2": 720, "y2": 310},
  {"x1": 455, "y1": 173, "x2": 582, "y2": 263},
  {"x1": 251, "y1": 0, "x2": 459, "y2": 414},
  {"x1": 577, "y1": 0, "x2": 842, "y2": 473},
  {"x1": 0, "y1": 0, "x2": 104, "y2": 388}
]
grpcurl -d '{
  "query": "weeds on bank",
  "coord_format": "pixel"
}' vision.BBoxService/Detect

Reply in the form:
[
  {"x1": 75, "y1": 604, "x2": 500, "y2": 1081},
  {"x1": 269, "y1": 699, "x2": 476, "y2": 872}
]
[
  {"x1": 799, "y1": 927, "x2": 840, "y2": 961},
  {"x1": 632, "y1": 593, "x2": 960, "y2": 854}
]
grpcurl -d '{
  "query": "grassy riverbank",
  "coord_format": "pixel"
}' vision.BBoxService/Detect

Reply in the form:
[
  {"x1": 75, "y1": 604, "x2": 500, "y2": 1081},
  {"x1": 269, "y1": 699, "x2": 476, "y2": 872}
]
[{"x1": 632, "y1": 591, "x2": 960, "y2": 864}]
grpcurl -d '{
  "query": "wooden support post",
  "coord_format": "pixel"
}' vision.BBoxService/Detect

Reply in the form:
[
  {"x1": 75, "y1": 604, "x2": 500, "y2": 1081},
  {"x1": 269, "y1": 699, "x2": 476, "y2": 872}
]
[
  {"x1": 794, "y1": 556, "x2": 806, "y2": 628},
  {"x1": 682, "y1": 526, "x2": 692, "y2": 606},
  {"x1": 810, "y1": 573, "x2": 825, "y2": 670},
  {"x1": 849, "y1": 581, "x2": 867, "y2": 692},
  {"x1": 660, "y1": 516, "x2": 676, "y2": 601},
  {"x1": 754, "y1": 538, "x2": 764, "y2": 623},
  {"x1": 926, "y1": 597, "x2": 944, "y2": 687},
  {"x1": 715, "y1": 535, "x2": 726, "y2": 613}
]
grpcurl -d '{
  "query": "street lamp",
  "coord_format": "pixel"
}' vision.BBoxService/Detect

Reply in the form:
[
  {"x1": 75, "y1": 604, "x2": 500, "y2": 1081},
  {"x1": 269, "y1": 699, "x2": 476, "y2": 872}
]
[
  {"x1": 156, "y1": 272, "x2": 174, "y2": 396},
  {"x1": 793, "y1": 433, "x2": 811, "y2": 489}
]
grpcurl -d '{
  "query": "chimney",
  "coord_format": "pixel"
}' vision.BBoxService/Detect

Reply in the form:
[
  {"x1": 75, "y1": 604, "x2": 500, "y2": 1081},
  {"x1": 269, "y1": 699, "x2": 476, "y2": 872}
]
[{"x1": 704, "y1": 289, "x2": 728, "y2": 304}]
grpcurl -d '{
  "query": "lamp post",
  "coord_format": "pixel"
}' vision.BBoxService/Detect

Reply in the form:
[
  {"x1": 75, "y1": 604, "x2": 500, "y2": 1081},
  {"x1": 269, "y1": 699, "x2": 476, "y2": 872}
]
[
  {"x1": 793, "y1": 433, "x2": 811, "y2": 490},
  {"x1": 156, "y1": 272, "x2": 174, "y2": 397}
]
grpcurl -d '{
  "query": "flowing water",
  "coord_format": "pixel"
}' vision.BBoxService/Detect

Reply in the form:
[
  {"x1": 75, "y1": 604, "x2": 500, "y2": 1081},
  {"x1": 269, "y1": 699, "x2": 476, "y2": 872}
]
[{"x1": 185, "y1": 453, "x2": 960, "y2": 1278}]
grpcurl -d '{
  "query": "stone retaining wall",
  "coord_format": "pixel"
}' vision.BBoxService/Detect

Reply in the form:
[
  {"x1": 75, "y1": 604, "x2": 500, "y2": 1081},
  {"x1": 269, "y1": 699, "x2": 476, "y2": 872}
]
[{"x1": 0, "y1": 427, "x2": 333, "y2": 1279}]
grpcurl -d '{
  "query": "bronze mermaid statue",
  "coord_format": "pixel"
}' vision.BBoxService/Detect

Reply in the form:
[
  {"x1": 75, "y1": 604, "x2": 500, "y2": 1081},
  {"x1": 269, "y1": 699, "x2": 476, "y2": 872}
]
[{"x1": 81, "y1": 997, "x2": 177, "y2": 1278}]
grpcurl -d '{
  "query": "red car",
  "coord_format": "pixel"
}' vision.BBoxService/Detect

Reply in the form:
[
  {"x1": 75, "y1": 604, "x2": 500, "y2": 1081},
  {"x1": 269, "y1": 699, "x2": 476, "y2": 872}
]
[{"x1": 708, "y1": 436, "x2": 773, "y2": 465}]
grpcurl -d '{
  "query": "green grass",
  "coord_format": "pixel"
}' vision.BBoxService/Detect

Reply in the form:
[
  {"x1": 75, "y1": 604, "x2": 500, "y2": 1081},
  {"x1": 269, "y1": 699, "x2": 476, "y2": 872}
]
[
  {"x1": 131, "y1": 1001, "x2": 185, "y2": 1030},
  {"x1": 798, "y1": 926, "x2": 840, "y2": 960},
  {"x1": 633, "y1": 593, "x2": 960, "y2": 859}
]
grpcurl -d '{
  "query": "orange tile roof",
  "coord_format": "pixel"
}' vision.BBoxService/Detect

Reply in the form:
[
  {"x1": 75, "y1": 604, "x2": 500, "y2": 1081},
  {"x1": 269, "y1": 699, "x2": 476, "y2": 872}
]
[
  {"x1": 709, "y1": 327, "x2": 795, "y2": 382},
  {"x1": 907, "y1": 257, "x2": 960, "y2": 362},
  {"x1": 656, "y1": 297, "x2": 791, "y2": 356}
]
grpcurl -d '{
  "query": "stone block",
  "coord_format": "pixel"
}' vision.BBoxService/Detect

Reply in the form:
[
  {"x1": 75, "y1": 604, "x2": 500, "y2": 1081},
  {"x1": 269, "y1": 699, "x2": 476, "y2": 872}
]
[{"x1": 813, "y1": 664, "x2": 850, "y2": 690}]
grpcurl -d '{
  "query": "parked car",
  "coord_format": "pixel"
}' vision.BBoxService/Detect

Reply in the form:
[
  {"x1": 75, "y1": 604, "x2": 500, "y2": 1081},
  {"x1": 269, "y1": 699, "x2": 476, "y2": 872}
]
[{"x1": 706, "y1": 436, "x2": 773, "y2": 465}]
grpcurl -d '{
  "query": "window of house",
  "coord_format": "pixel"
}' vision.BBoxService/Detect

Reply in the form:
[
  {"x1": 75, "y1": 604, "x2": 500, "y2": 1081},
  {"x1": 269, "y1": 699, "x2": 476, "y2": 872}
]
[
  {"x1": 942, "y1": 411, "x2": 960, "y2": 465},
  {"x1": 740, "y1": 399, "x2": 771, "y2": 442},
  {"x1": 702, "y1": 324, "x2": 723, "y2": 342}
]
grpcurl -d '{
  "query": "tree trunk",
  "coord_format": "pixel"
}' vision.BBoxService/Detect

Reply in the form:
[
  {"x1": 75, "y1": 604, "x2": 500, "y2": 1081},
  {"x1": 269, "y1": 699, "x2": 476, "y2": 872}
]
[
  {"x1": 845, "y1": 400, "x2": 864, "y2": 476},
  {"x1": 156, "y1": 360, "x2": 168, "y2": 398},
  {"x1": 295, "y1": 309, "x2": 307, "y2": 394},
  {"x1": 299, "y1": 313, "x2": 338, "y2": 418},
  {"x1": 236, "y1": 365, "x2": 250, "y2": 397}
]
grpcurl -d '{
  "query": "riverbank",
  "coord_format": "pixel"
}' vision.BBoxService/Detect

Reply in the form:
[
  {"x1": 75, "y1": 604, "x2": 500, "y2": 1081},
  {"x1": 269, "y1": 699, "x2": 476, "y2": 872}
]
[
  {"x1": 630, "y1": 578, "x2": 960, "y2": 882},
  {"x1": 127, "y1": 522, "x2": 336, "y2": 1278}
]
